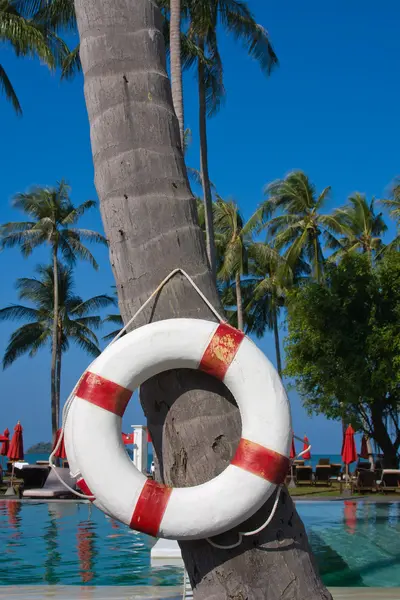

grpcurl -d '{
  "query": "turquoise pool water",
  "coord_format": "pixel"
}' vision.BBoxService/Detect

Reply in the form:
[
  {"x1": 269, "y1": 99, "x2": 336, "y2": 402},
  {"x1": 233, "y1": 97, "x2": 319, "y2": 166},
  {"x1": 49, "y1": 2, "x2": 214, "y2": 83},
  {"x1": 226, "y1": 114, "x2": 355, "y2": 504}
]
[{"x1": 0, "y1": 500, "x2": 399, "y2": 587}]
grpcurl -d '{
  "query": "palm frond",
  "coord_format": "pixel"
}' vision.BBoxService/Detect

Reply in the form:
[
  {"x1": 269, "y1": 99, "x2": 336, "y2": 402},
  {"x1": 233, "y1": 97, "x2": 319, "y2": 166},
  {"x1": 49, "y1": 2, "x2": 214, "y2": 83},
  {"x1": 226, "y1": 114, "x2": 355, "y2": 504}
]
[{"x1": 0, "y1": 63, "x2": 22, "y2": 114}]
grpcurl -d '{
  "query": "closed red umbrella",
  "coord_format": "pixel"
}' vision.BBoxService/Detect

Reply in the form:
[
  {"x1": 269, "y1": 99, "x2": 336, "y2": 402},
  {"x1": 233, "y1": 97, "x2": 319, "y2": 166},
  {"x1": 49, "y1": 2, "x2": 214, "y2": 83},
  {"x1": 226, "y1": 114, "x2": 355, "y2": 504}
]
[
  {"x1": 342, "y1": 425, "x2": 357, "y2": 465},
  {"x1": 1, "y1": 429, "x2": 10, "y2": 456},
  {"x1": 147, "y1": 429, "x2": 152, "y2": 444},
  {"x1": 342, "y1": 424, "x2": 357, "y2": 487},
  {"x1": 8, "y1": 422, "x2": 24, "y2": 461},
  {"x1": 302, "y1": 436, "x2": 311, "y2": 460},
  {"x1": 52, "y1": 429, "x2": 67, "y2": 460},
  {"x1": 359, "y1": 435, "x2": 369, "y2": 460},
  {"x1": 290, "y1": 433, "x2": 296, "y2": 459}
]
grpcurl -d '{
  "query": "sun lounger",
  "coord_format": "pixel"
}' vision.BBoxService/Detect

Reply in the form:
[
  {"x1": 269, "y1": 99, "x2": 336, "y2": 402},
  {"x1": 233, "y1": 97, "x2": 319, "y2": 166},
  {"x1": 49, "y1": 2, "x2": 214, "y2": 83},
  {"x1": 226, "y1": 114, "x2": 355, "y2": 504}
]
[
  {"x1": 377, "y1": 469, "x2": 400, "y2": 493},
  {"x1": 15, "y1": 465, "x2": 49, "y2": 490},
  {"x1": 293, "y1": 460, "x2": 305, "y2": 466},
  {"x1": 295, "y1": 466, "x2": 313, "y2": 486},
  {"x1": 351, "y1": 470, "x2": 377, "y2": 493},
  {"x1": 314, "y1": 465, "x2": 331, "y2": 486},
  {"x1": 318, "y1": 458, "x2": 330, "y2": 466},
  {"x1": 22, "y1": 467, "x2": 77, "y2": 499},
  {"x1": 330, "y1": 464, "x2": 342, "y2": 479},
  {"x1": 355, "y1": 461, "x2": 371, "y2": 474}
]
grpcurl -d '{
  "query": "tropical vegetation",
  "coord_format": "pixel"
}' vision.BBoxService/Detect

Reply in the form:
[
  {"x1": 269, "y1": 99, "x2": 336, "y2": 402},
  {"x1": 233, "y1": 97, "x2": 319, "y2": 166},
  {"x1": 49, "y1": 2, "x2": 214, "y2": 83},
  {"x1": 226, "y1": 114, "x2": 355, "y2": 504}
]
[
  {"x1": 0, "y1": 0, "x2": 68, "y2": 113},
  {"x1": 0, "y1": 181, "x2": 106, "y2": 434},
  {"x1": 0, "y1": 263, "x2": 115, "y2": 431}
]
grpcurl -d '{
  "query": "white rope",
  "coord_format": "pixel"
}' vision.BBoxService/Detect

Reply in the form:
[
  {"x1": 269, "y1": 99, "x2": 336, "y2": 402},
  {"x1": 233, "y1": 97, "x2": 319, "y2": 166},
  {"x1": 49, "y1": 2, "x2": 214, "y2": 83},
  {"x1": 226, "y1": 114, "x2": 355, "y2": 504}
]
[
  {"x1": 206, "y1": 485, "x2": 282, "y2": 550},
  {"x1": 49, "y1": 268, "x2": 225, "y2": 499}
]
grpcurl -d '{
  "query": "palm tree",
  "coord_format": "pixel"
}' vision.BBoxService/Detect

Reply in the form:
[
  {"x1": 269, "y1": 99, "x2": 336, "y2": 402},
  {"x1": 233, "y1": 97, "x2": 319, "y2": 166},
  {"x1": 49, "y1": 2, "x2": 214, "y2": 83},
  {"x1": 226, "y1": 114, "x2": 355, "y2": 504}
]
[
  {"x1": 214, "y1": 198, "x2": 259, "y2": 331},
  {"x1": 330, "y1": 193, "x2": 387, "y2": 260},
  {"x1": 379, "y1": 180, "x2": 400, "y2": 252},
  {"x1": 170, "y1": 0, "x2": 184, "y2": 146},
  {"x1": 0, "y1": 181, "x2": 107, "y2": 433},
  {"x1": 103, "y1": 287, "x2": 124, "y2": 342},
  {"x1": 71, "y1": 1, "x2": 330, "y2": 596},
  {"x1": 187, "y1": 0, "x2": 278, "y2": 281},
  {"x1": 0, "y1": 0, "x2": 68, "y2": 113},
  {"x1": 0, "y1": 263, "x2": 115, "y2": 428},
  {"x1": 262, "y1": 170, "x2": 343, "y2": 282}
]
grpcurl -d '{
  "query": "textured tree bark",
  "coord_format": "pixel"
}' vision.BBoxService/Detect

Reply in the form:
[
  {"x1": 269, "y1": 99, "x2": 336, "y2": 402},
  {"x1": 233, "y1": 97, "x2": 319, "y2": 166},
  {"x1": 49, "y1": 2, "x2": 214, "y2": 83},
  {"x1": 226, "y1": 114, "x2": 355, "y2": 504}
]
[
  {"x1": 51, "y1": 247, "x2": 59, "y2": 435},
  {"x1": 170, "y1": 0, "x2": 184, "y2": 147},
  {"x1": 198, "y1": 39, "x2": 217, "y2": 282},
  {"x1": 73, "y1": 0, "x2": 332, "y2": 597}
]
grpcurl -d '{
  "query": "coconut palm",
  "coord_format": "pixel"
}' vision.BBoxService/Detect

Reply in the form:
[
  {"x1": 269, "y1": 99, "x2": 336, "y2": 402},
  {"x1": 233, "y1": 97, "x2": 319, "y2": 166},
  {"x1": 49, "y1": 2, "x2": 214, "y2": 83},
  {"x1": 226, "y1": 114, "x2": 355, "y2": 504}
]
[
  {"x1": 169, "y1": 0, "x2": 184, "y2": 145},
  {"x1": 187, "y1": 0, "x2": 278, "y2": 280},
  {"x1": 0, "y1": 263, "x2": 115, "y2": 428},
  {"x1": 379, "y1": 180, "x2": 400, "y2": 252},
  {"x1": 214, "y1": 198, "x2": 260, "y2": 331},
  {"x1": 0, "y1": 180, "x2": 107, "y2": 434},
  {"x1": 71, "y1": 2, "x2": 330, "y2": 596},
  {"x1": 0, "y1": 0, "x2": 68, "y2": 113},
  {"x1": 330, "y1": 193, "x2": 387, "y2": 260},
  {"x1": 261, "y1": 170, "x2": 343, "y2": 282}
]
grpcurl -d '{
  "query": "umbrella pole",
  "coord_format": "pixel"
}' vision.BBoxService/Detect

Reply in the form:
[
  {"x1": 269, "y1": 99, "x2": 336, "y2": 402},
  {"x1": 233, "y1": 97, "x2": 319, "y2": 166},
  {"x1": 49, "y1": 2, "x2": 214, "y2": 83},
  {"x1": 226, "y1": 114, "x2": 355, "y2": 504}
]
[{"x1": 288, "y1": 463, "x2": 296, "y2": 488}]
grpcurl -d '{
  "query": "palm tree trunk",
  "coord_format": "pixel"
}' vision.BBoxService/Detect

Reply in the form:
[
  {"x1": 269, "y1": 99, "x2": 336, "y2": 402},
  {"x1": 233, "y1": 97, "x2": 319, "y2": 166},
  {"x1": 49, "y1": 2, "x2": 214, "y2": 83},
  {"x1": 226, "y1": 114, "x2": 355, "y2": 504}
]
[
  {"x1": 56, "y1": 322, "x2": 62, "y2": 431},
  {"x1": 73, "y1": 1, "x2": 331, "y2": 598},
  {"x1": 235, "y1": 272, "x2": 244, "y2": 331},
  {"x1": 198, "y1": 40, "x2": 217, "y2": 282},
  {"x1": 51, "y1": 247, "x2": 59, "y2": 436},
  {"x1": 272, "y1": 306, "x2": 282, "y2": 377},
  {"x1": 170, "y1": 0, "x2": 184, "y2": 148}
]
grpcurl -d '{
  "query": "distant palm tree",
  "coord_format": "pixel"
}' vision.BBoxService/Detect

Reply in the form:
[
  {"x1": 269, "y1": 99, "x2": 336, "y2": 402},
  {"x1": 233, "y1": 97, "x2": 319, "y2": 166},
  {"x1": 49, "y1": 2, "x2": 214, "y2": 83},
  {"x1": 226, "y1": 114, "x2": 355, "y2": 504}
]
[
  {"x1": 103, "y1": 287, "x2": 124, "y2": 342},
  {"x1": 0, "y1": 181, "x2": 107, "y2": 433},
  {"x1": 261, "y1": 170, "x2": 342, "y2": 282},
  {"x1": 379, "y1": 180, "x2": 400, "y2": 252},
  {"x1": 0, "y1": 0, "x2": 68, "y2": 113},
  {"x1": 0, "y1": 263, "x2": 115, "y2": 429},
  {"x1": 188, "y1": 0, "x2": 278, "y2": 280},
  {"x1": 214, "y1": 198, "x2": 259, "y2": 330},
  {"x1": 330, "y1": 193, "x2": 387, "y2": 260}
]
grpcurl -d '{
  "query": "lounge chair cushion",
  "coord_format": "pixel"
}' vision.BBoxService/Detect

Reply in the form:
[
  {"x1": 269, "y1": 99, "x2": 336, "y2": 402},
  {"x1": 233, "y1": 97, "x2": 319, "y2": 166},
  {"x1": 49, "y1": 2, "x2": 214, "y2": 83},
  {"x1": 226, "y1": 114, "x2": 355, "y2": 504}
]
[{"x1": 22, "y1": 467, "x2": 77, "y2": 498}]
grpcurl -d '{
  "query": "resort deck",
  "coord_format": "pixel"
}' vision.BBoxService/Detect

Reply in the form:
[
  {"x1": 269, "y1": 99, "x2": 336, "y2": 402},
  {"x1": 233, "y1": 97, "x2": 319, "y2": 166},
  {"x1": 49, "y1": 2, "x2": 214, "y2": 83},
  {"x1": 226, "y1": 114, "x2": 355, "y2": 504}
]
[{"x1": 0, "y1": 588, "x2": 399, "y2": 599}]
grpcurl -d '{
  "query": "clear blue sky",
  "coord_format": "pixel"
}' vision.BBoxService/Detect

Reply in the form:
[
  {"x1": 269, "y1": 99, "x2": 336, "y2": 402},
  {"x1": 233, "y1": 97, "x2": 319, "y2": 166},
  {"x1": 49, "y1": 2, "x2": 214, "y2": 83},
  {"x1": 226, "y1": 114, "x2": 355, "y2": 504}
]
[{"x1": 1, "y1": 0, "x2": 399, "y2": 451}]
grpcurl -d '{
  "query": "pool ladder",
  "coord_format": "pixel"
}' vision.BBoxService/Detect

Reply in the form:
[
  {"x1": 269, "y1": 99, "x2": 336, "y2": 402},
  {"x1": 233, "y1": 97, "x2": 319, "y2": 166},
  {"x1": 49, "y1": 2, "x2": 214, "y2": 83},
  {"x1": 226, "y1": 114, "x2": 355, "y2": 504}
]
[{"x1": 183, "y1": 567, "x2": 193, "y2": 599}]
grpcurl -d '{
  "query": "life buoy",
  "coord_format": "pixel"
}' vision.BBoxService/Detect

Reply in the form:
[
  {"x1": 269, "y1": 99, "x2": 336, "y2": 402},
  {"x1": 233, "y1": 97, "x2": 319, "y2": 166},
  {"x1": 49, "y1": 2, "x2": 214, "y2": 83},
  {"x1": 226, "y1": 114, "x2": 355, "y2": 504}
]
[{"x1": 64, "y1": 319, "x2": 291, "y2": 540}]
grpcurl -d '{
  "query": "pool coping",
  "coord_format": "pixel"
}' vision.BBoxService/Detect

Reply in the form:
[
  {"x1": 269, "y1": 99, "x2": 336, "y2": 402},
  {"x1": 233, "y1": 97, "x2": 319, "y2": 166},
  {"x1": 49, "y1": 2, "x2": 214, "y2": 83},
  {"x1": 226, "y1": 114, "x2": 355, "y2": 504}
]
[{"x1": 0, "y1": 587, "x2": 399, "y2": 599}]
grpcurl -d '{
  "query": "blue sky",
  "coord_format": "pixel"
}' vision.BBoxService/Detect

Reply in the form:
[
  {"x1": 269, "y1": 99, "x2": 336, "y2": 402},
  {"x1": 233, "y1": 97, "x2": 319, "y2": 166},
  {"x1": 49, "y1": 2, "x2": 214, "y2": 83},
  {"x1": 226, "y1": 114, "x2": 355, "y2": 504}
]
[{"x1": 1, "y1": 0, "x2": 399, "y2": 451}]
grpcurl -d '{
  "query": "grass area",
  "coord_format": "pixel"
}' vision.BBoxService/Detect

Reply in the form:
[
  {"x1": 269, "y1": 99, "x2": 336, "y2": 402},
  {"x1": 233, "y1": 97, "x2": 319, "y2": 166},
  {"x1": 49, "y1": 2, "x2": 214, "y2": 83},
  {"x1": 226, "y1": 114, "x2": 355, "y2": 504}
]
[{"x1": 289, "y1": 485, "x2": 342, "y2": 497}]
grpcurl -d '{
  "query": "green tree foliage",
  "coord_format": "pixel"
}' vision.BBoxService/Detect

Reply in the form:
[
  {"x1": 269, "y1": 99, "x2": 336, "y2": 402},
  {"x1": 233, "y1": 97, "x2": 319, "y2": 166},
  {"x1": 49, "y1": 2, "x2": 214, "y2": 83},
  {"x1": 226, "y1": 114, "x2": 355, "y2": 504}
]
[
  {"x1": 329, "y1": 193, "x2": 387, "y2": 260},
  {"x1": 261, "y1": 170, "x2": 343, "y2": 281},
  {"x1": 0, "y1": 262, "x2": 114, "y2": 382},
  {"x1": 0, "y1": 0, "x2": 68, "y2": 113},
  {"x1": 0, "y1": 180, "x2": 106, "y2": 433},
  {"x1": 284, "y1": 252, "x2": 400, "y2": 466}
]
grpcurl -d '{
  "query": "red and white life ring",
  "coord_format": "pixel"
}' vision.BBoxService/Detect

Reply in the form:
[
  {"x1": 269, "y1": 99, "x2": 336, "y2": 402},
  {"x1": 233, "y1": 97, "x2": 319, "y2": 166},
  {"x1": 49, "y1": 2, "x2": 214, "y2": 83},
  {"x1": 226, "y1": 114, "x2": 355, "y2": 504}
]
[{"x1": 64, "y1": 319, "x2": 291, "y2": 540}]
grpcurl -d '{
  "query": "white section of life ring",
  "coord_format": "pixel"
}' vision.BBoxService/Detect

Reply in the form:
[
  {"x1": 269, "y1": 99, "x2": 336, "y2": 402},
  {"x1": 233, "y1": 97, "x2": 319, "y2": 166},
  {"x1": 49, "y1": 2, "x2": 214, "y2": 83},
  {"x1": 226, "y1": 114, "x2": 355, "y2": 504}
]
[{"x1": 65, "y1": 318, "x2": 291, "y2": 541}]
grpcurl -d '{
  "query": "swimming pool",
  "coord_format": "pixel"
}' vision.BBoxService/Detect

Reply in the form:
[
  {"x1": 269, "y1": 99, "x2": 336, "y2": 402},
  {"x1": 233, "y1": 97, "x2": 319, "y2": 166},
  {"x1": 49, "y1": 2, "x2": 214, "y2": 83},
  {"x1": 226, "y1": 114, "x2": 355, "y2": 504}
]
[{"x1": 0, "y1": 500, "x2": 399, "y2": 587}]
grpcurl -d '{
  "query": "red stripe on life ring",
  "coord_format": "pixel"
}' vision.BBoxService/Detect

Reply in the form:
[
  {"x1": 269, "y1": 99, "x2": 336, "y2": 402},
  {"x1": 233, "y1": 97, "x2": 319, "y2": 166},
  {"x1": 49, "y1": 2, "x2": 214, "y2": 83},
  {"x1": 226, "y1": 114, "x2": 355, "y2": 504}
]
[
  {"x1": 77, "y1": 478, "x2": 95, "y2": 501},
  {"x1": 130, "y1": 480, "x2": 172, "y2": 537},
  {"x1": 199, "y1": 323, "x2": 245, "y2": 380},
  {"x1": 76, "y1": 372, "x2": 132, "y2": 417},
  {"x1": 231, "y1": 438, "x2": 289, "y2": 485}
]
